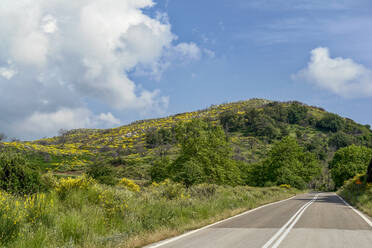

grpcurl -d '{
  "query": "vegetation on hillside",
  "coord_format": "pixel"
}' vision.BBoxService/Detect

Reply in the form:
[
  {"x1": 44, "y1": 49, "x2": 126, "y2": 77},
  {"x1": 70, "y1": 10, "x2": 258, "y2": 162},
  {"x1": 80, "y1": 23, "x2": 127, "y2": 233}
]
[
  {"x1": 0, "y1": 150, "x2": 297, "y2": 247},
  {"x1": 338, "y1": 174, "x2": 372, "y2": 217},
  {"x1": 1, "y1": 98, "x2": 372, "y2": 246}
]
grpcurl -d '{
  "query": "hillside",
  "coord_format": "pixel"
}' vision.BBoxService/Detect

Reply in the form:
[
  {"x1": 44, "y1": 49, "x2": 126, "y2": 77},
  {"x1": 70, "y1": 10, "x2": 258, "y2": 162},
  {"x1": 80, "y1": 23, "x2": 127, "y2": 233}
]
[{"x1": 1, "y1": 98, "x2": 371, "y2": 186}]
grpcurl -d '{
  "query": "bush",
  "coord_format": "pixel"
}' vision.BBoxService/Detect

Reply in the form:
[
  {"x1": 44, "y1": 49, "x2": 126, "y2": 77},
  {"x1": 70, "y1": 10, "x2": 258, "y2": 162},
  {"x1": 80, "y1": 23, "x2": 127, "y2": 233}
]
[
  {"x1": 0, "y1": 191, "x2": 23, "y2": 244},
  {"x1": 150, "y1": 158, "x2": 171, "y2": 183},
  {"x1": 287, "y1": 102, "x2": 308, "y2": 124},
  {"x1": 86, "y1": 163, "x2": 116, "y2": 185},
  {"x1": 54, "y1": 175, "x2": 95, "y2": 199},
  {"x1": 0, "y1": 151, "x2": 43, "y2": 194},
  {"x1": 328, "y1": 132, "x2": 353, "y2": 149},
  {"x1": 330, "y1": 145, "x2": 372, "y2": 188},
  {"x1": 316, "y1": 113, "x2": 344, "y2": 132},
  {"x1": 118, "y1": 178, "x2": 140, "y2": 192}
]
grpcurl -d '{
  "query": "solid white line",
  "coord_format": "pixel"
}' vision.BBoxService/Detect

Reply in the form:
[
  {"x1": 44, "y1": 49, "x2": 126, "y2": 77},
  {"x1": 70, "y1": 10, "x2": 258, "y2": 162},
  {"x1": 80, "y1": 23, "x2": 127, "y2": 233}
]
[
  {"x1": 271, "y1": 194, "x2": 319, "y2": 248},
  {"x1": 145, "y1": 195, "x2": 297, "y2": 248},
  {"x1": 261, "y1": 193, "x2": 319, "y2": 248},
  {"x1": 336, "y1": 194, "x2": 372, "y2": 227}
]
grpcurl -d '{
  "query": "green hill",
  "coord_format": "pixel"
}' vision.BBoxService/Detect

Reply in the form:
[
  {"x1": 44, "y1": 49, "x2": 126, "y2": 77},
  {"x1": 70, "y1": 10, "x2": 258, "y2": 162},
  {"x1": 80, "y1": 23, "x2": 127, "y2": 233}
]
[{"x1": 1, "y1": 98, "x2": 371, "y2": 187}]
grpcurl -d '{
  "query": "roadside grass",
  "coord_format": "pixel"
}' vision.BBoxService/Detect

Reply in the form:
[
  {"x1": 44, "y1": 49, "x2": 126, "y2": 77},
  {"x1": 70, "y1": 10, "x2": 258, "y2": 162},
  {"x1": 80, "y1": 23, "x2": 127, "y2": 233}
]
[
  {"x1": 0, "y1": 177, "x2": 299, "y2": 248},
  {"x1": 338, "y1": 174, "x2": 372, "y2": 217}
]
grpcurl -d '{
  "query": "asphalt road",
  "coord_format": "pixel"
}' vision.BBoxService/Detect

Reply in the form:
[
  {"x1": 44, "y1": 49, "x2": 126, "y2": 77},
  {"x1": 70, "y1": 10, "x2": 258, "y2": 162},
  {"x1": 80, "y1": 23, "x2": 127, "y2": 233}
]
[{"x1": 145, "y1": 192, "x2": 372, "y2": 248}]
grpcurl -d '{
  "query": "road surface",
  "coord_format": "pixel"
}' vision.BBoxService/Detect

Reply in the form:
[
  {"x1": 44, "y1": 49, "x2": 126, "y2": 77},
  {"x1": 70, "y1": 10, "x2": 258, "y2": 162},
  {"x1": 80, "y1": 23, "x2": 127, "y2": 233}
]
[{"x1": 145, "y1": 192, "x2": 372, "y2": 248}]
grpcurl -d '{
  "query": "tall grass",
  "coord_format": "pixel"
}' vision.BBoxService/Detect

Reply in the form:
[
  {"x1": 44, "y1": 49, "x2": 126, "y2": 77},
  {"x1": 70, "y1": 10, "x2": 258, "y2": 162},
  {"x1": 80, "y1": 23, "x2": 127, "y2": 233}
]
[
  {"x1": 1, "y1": 177, "x2": 298, "y2": 248},
  {"x1": 338, "y1": 175, "x2": 372, "y2": 217}
]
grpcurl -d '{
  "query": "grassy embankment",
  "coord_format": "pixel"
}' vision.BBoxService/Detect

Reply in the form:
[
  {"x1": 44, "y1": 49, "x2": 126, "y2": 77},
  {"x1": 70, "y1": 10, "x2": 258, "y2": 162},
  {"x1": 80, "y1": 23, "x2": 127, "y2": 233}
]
[
  {"x1": 0, "y1": 176, "x2": 298, "y2": 248},
  {"x1": 338, "y1": 175, "x2": 372, "y2": 217}
]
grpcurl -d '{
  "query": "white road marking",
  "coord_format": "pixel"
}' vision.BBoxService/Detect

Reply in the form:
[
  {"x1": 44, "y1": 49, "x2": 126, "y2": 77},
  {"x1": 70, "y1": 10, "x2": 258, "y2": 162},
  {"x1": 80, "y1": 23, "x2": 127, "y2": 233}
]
[
  {"x1": 271, "y1": 194, "x2": 319, "y2": 248},
  {"x1": 336, "y1": 194, "x2": 372, "y2": 227},
  {"x1": 144, "y1": 195, "x2": 297, "y2": 248},
  {"x1": 262, "y1": 193, "x2": 319, "y2": 248}
]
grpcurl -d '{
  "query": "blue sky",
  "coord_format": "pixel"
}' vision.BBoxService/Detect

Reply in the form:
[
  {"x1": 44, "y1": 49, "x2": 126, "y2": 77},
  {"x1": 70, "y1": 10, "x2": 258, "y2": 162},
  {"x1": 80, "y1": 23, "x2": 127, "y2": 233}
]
[{"x1": 1, "y1": 0, "x2": 372, "y2": 139}]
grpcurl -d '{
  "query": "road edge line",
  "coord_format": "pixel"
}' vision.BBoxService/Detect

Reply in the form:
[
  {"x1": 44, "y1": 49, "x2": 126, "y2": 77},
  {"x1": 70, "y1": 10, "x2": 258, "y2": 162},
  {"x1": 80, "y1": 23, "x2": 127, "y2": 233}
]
[
  {"x1": 144, "y1": 194, "x2": 297, "y2": 248},
  {"x1": 336, "y1": 194, "x2": 372, "y2": 227}
]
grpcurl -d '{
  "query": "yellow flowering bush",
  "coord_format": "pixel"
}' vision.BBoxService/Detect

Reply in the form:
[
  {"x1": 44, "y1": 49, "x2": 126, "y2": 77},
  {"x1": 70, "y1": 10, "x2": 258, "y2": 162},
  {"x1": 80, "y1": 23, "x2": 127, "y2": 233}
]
[
  {"x1": 279, "y1": 184, "x2": 291, "y2": 189},
  {"x1": 0, "y1": 190, "x2": 24, "y2": 244},
  {"x1": 118, "y1": 178, "x2": 140, "y2": 192},
  {"x1": 24, "y1": 193, "x2": 54, "y2": 226},
  {"x1": 98, "y1": 189, "x2": 127, "y2": 219},
  {"x1": 55, "y1": 175, "x2": 95, "y2": 199}
]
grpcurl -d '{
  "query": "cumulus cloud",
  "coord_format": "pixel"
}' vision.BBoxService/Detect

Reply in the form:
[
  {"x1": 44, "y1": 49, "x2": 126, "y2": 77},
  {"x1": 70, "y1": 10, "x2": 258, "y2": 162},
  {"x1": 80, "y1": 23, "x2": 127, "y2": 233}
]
[
  {"x1": 13, "y1": 108, "x2": 121, "y2": 139},
  {"x1": 0, "y1": 0, "x2": 200, "y2": 139},
  {"x1": 292, "y1": 47, "x2": 372, "y2": 98},
  {"x1": 0, "y1": 63, "x2": 17, "y2": 80}
]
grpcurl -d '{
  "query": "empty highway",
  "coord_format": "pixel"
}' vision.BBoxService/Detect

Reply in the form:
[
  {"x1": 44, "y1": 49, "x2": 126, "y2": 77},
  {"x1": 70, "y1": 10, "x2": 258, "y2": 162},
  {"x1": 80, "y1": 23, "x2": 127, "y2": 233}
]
[{"x1": 145, "y1": 193, "x2": 372, "y2": 248}]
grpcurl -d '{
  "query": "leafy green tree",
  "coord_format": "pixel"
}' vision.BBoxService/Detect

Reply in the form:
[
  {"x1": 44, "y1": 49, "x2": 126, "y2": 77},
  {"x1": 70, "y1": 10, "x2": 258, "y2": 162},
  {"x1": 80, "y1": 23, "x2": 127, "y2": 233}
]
[
  {"x1": 244, "y1": 110, "x2": 280, "y2": 139},
  {"x1": 367, "y1": 158, "x2": 372, "y2": 183},
  {"x1": 145, "y1": 127, "x2": 175, "y2": 148},
  {"x1": 329, "y1": 145, "x2": 372, "y2": 187},
  {"x1": 316, "y1": 113, "x2": 344, "y2": 132},
  {"x1": 219, "y1": 110, "x2": 244, "y2": 132},
  {"x1": 287, "y1": 102, "x2": 308, "y2": 124},
  {"x1": 262, "y1": 136, "x2": 320, "y2": 189},
  {"x1": 328, "y1": 132, "x2": 353, "y2": 149},
  {"x1": 170, "y1": 119, "x2": 241, "y2": 186}
]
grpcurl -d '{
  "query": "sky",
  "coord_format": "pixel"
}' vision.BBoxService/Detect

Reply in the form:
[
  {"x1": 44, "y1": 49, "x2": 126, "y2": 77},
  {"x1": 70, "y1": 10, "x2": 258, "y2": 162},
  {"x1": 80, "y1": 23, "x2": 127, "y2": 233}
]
[{"x1": 1, "y1": 0, "x2": 372, "y2": 140}]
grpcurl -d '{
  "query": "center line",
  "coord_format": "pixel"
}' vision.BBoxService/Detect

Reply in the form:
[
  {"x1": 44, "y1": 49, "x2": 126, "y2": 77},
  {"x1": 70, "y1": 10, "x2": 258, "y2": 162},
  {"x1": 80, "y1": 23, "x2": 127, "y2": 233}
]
[{"x1": 262, "y1": 193, "x2": 319, "y2": 248}]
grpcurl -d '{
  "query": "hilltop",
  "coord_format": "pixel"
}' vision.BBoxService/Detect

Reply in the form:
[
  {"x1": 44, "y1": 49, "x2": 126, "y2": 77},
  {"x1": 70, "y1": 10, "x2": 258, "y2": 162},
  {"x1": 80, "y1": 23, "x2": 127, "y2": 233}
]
[{"x1": 1, "y1": 98, "x2": 371, "y2": 184}]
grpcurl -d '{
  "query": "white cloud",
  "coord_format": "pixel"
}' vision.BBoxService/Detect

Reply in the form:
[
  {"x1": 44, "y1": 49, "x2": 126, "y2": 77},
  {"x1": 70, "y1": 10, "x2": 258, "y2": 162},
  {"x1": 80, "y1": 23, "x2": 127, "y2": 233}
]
[
  {"x1": 13, "y1": 108, "x2": 121, "y2": 139},
  {"x1": 0, "y1": 0, "x2": 201, "y2": 139},
  {"x1": 292, "y1": 47, "x2": 372, "y2": 98},
  {"x1": 41, "y1": 15, "x2": 58, "y2": 34},
  {"x1": 97, "y1": 112, "x2": 121, "y2": 126},
  {"x1": 0, "y1": 66, "x2": 17, "y2": 80},
  {"x1": 173, "y1": 42, "x2": 201, "y2": 60},
  {"x1": 203, "y1": 48, "x2": 215, "y2": 58}
]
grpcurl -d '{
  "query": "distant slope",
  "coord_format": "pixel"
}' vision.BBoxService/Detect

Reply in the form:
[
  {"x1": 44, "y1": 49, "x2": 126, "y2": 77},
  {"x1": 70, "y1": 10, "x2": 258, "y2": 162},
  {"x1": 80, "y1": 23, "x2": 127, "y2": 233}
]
[{"x1": 1, "y1": 98, "x2": 371, "y2": 181}]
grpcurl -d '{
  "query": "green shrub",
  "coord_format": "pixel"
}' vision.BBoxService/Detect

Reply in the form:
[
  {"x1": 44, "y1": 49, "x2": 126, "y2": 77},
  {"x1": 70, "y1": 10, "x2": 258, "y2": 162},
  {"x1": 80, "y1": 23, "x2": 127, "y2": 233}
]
[
  {"x1": 0, "y1": 151, "x2": 43, "y2": 194},
  {"x1": 316, "y1": 113, "x2": 344, "y2": 132},
  {"x1": 330, "y1": 145, "x2": 372, "y2": 188},
  {"x1": 328, "y1": 132, "x2": 353, "y2": 149},
  {"x1": 287, "y1": 102, "x2": 308, "y2": 124},
  {"x1": 87, "y1": 163, "x2": 116, "y2": 185},
  {"x1": 150, "y1": 158, "x2": 171, "y2": 183}
]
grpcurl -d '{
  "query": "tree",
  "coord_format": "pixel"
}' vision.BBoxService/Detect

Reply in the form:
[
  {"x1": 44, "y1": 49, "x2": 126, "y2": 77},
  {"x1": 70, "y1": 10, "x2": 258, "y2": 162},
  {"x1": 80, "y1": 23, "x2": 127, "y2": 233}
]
[
  {"x1": 328, "y1": 132, "x2": 353, "y2": 149},
  {"x1": 287, "y1": 102, "x2": 308, "y2": 124},
  {"x1": 169, "y1": 119, "x2": 241, "y2": 186},
  {"x1": 316, "y1": 113, "x2": 344, "y2": 132},
  {"x1": 367, "y1": 158, "x2": 372, "y2": 183},
  {"x1": 262, "y1": 136, "x2": 320, "y2": 189},
  {"x1": 219, "y1": 110, "x2": 244, "y2": 132},
  {"x1": 329, "y1": 145, "x2": 372, "y2": 187}
]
